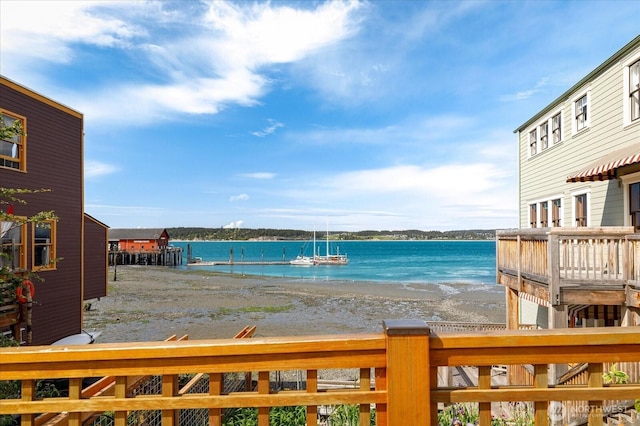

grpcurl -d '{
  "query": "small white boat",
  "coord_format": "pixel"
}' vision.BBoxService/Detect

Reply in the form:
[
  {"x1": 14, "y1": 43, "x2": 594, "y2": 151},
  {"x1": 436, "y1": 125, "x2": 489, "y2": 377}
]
[
  {"x1": 289, "y1": 255, "x2": 316, "y2": 266},
  {"x1": 52, "y1": 330, "x2": 101, "y2": 345}
]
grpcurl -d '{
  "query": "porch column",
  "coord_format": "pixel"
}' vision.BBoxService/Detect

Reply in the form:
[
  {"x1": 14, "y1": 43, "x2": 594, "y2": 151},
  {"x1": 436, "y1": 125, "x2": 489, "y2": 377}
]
[
  {"x1": 506, "y1": 287, "x2": 520, "y2": 330},
  {"x1": 548, "y1": 304, "x2": 568, "y2": 384}
]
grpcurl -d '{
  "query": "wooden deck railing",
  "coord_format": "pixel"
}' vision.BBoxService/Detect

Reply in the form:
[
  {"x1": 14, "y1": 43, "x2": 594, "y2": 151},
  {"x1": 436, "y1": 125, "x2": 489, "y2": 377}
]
[
  {"x1": 1, "y1": 321, "x2": 639, "y2": 425},
  {"x1": 496, "y1": 227, "x2": 640, "y2": 306}
]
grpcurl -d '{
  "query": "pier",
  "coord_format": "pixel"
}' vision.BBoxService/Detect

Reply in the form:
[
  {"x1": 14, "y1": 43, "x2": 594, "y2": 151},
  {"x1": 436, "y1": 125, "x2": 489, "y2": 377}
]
[
  {"x1": 186, "y1": 243, "x2": 292, "y2": 266},
  {"x1": 187, "y1": 260, "x2": 291, "y2": 266},
  {"x1": 108, "y1": 247, "x2": 183, "y2": 266}
]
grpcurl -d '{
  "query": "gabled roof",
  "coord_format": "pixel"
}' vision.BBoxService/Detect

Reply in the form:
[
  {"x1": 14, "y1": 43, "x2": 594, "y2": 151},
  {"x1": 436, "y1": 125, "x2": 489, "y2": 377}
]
[
  {"x1": 514, "y1": 35, "x2": 640, "y2": 133},
  {"x1": 109, "y1": 228, "x2": 168, "y2": 241}
]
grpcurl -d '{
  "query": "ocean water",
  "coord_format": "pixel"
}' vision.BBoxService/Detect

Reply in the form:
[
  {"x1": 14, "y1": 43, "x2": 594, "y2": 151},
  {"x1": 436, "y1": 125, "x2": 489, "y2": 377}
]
[{"x1": 171, "y1": 240, "x2": 496, "y2": 286}]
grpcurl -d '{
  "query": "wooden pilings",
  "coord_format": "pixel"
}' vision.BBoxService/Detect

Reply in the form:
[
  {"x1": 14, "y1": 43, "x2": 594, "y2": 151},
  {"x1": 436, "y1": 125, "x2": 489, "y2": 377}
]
[{"x1": 108, "y1": 247, "x2": 183, "y2": 266}]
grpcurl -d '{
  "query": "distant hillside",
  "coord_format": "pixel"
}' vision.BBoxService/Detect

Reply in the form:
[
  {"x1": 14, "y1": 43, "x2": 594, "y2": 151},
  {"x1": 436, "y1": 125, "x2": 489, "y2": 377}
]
[{"x1": 166, "y1": 227, "x2": 496, "y2": 241}]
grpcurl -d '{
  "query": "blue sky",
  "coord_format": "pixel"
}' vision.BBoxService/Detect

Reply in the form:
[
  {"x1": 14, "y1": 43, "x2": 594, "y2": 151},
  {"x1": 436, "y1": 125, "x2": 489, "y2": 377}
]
[{"x1": 1, "y1": 1, "x2": 638, "y2": 232}]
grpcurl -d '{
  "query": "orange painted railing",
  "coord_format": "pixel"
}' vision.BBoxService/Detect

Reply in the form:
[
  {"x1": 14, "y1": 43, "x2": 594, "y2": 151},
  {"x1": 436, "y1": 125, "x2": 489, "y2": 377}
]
[{"x1": 1, "y1": 321, "x2": 639, "y2": 425}]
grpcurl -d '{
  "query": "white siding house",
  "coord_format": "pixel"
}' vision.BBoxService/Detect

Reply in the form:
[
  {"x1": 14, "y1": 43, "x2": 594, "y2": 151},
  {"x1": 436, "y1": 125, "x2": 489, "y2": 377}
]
[
  {"x1": 516, "y1": 36, "x2": 640, "y2": 231},
  {"x1": 497, "y1": 36, "x2": 640, "y2": 332}
]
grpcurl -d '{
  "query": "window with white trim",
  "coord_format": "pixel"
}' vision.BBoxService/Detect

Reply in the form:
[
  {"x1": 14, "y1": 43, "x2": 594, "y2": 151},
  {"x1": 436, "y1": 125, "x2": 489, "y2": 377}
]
[
  {"x1": 551, "y1": 198, "x2": 562, "y2": 227},
  {"x1": 626, "y1": 58, "x2": 640, "y2": 125},
  {"x1": 529, "y1": 129, "x2": 537, "y2": 156},
  {"x1": 630, "y1": 182, "x2": 640, "y2": 231},
  {"x1": 573, "y1": 91, "x2": 590, "y2": 133},
  {"x1": 526, "y1": 109, "x2": 563, "y2": 158},
  {"x1": 552, "y1": 112, "x2": 562, "y2": 143},
  {"x1": 573, "y1": 192, "x2": 589, "y2": 227},
  {"x1": 529, "y1": 197, "x2": 562, "y2": 228},
  {"x1": 529, "y1": 203, "x2": 537, "y2": 228},
  {"x1": 540, "y1": 122, "x2": 549, "y2": 150},
  {"x1": 540, "y1": 201, "x2": 549, "y2": 227}
]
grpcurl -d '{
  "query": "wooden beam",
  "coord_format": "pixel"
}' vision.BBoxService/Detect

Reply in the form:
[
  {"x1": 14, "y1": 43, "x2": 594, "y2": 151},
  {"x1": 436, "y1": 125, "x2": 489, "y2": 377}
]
[
  {"x1": 560, "y1": 289, "x2": 626, "y2": 305},
  {"x1": 522, "y1": 281, "x2": 550, "y2": 303},
  {"x1": 626, "y1": 285, "x2": 640, "y2": 308}
]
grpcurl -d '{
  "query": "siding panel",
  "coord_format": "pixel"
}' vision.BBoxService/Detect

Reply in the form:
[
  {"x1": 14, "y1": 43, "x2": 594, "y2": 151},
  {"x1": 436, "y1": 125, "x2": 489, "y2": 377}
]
[
  {"x1": 519, "y1": 43, "x2": 640, "y2": 229},
  {"x1": 1, "y1": 79, "x2": 85, "y2": 345}
]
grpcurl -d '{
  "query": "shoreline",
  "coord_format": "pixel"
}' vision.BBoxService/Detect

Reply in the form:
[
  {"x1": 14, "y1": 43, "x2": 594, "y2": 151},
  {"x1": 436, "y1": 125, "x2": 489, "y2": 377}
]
[{"x1": 84, "y1": 266, "x2": 507, "y2": 343}]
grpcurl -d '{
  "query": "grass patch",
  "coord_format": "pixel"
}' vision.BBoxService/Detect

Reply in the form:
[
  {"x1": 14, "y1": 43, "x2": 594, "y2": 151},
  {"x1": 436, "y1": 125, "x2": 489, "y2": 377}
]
[{"x1": 217, "y1": 304, "x2": 294, "y2": 316}]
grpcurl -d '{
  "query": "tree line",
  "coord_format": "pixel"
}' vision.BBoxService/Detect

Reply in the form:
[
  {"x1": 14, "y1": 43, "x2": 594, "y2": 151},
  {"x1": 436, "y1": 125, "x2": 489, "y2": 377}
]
[{"x1": 166, "y1": 227, "x2": 496, "y2": 241}]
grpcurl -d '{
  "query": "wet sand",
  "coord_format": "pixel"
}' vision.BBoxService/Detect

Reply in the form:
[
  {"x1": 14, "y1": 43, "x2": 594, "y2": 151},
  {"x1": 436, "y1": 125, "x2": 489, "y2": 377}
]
[{"x1": 83, "y1": 265, "x2": 506, "y2": 343}]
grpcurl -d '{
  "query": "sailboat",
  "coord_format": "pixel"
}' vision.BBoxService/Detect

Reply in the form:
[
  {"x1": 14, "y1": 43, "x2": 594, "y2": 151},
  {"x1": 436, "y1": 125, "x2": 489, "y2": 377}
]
[
  {"x1": 313, "y1": 223, "x2": 348, "y2": 265},
  {"x1": 289, "y1": 233, "x2": 317, "y2": 266},
  {"x1": 289, "y1": 223, "x2": 348, "y2": 265}
]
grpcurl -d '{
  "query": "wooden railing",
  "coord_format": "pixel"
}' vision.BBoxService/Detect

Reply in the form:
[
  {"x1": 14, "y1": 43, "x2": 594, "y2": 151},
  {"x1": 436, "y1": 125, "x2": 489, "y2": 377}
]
[
  {"x1": 557, "y1": 361, "x2": 640, "y2": 425},
  {"x1": 1, "y1": 321, "x2": 639, "y2": 425},
  {"x1": 496, "y1": 227, "x2": 640, "y2": 306}
]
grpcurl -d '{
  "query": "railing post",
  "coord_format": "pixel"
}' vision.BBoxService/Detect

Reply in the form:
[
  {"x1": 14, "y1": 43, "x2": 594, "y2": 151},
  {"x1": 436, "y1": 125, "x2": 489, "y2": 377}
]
[
  {"x1": 517, "y1": 234, "x2": 522, "y2": 292},
  {"x1": 20, "y1": 379, "x2": 34, "y2": 426},
  {"x1": 383, "y1": 319, "x2": 431, "y2": 425},
  {"x1": 588, "y1": 363, "x2": 604, "y2": 426},
  {"x1": 548, "y1": 234, "x2": 560, "y2": 306},
  {"x1": 306, "y1": 369, "x2": 318, "y2": 426},
  {"x1": 209, "y1": 373, "x2": 223, "y2": 426},
  {"x1": 162, "y1": 374, "x2": 179, "y2": 426}
]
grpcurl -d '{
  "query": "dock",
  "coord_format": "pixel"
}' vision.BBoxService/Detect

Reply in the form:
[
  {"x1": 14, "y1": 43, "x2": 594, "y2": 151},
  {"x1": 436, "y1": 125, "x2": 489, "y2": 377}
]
[{"x1": 188, "y1": 261, "x2": 291, "y2": 266}]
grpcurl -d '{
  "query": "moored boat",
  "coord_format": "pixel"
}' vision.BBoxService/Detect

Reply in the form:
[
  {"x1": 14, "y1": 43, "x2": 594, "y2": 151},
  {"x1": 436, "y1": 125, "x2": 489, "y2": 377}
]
[
  {"x1": 314, "y1": 222, "x2": 348, "y2": 265},
  {"x1": 289, "y1": 255, "x2": 316, "y2": 266}
]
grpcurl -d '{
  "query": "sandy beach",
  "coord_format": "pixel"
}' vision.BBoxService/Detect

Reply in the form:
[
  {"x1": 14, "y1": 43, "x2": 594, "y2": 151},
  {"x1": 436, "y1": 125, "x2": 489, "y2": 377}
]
[{"x1": 83, "y1": 265, "x2": 507, "y2": 343}]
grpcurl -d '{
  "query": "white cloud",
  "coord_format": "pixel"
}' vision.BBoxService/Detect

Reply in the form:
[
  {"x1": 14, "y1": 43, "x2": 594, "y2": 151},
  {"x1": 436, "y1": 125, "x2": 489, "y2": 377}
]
[
  {"x1": 223, "y1": 220, "x2": 244, "y2": 229},
  {"x1": 319, "y1": 163, "x2": 510, "y2": 199},
  {"x1": 85, "y1": 160, "x2": 118, "y2": 179},
  {"x1": 251, "y1": 119, "x2": 284, "y2": 137},
  {"x1": 1, "y1": 1, "x2": 363, "y2": 126},
  {"x1": 237, "y1": 172, "x2": 276, "y2": 179},
  {"x1": 230, "y1": 193, "x2": 249, "y2": 202},
  {"x1": 84, "y1": 203, "x2": 165, "y2": 219},
  {"x1": 0, "y1": 1, "x2": 140, "y2": 63},
  {"x1": 202, "y1": 1, "x2": 361, "y2": 65},
  {"x1": 500, "y1": 77, "x2": 550, "y2": 101}
]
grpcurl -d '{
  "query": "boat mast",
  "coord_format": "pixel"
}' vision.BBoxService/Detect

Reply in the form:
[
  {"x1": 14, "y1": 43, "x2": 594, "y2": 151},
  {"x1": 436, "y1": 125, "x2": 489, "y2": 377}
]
[{"x1": 326, "y1": 220, "x2": 330, "y2": 256}]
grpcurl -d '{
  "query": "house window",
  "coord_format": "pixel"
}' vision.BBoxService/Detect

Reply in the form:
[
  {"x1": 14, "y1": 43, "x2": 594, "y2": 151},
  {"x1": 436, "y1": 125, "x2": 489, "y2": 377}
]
[
  {"x1": 0, "y1": 110, "x2": 26, "y2": 171},
  {"x1": 630, "y1": 182, "x2": 640, "y2": 231},
  {"x1": 540, "y1": 122, "x2": 549, "y2": 150},
  {"x1": 529, "y1": 203, "x2": 538, "y2": 228},
  {"x1": 552, "y1": 198, "x2": 562, "y2": 227},
  {"x1": 552, "y1": 112, "x2": 562, "y2": 144},
  {"x1": 574, "y1": 193, "x2": 588, "y2": 227},
  {"x1": 32, "y1": 220, "x2": 56, "y2": 271},
  {"x1": 529, "y1": 129, "x2": 537, "y2": 156},
  {"x1": 574, "y1": 94, "x2": 589, "y2": 132},
  {"x1": 1, "y1": 219, "x2": 27, "y2": 270},
  {"x1": 630, "y1": 59, "x2": 640, "y2": 122},
  {"x1": 540, "y1": 201, "x2": 549, "y2": 227}
]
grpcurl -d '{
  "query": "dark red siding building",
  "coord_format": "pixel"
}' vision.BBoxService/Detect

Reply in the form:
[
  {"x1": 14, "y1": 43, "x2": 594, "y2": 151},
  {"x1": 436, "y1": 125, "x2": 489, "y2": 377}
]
[{"x1": 1, "y1": 76, "x2": 108, "y2": 345}]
